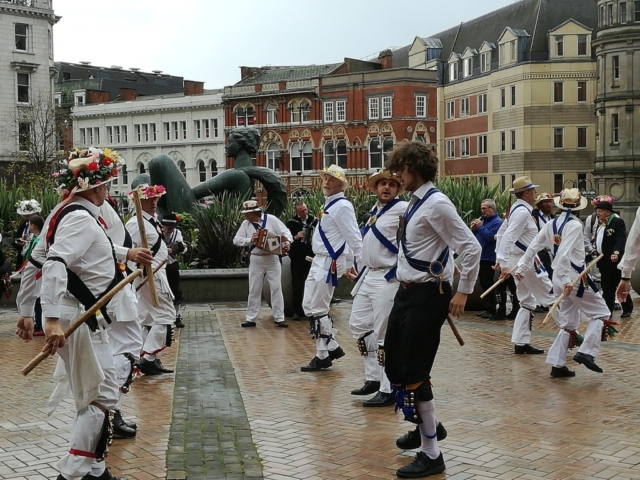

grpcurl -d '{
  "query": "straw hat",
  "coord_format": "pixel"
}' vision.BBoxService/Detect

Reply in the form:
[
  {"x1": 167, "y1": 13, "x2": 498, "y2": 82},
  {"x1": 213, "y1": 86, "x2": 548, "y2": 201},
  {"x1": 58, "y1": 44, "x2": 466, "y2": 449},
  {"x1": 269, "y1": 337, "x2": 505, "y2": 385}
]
[
  {"x1": 509, "y1": 176, "x2": 539, "y2": 193},
  {"x1": 553, "y1": 188, "x2": 588, "y2": 211},
  {"x1": 16, "y1": 199, "x2": 42, "y2": 216},
  {"x1": 367, "y1": 169, "x2": 404, "y2": 194},
  {"x1": 534, "y1": 192, "x2": 554, "y2": 207},
  {"x1": 54, "y1": 147, "x2": 123, "y2": 195},
  {"x1": 240, "y1": 200, "x2": 262, "y2": 214},
  {"x1": 318, "y1": 165, "x2": 349, "y2": 191}
]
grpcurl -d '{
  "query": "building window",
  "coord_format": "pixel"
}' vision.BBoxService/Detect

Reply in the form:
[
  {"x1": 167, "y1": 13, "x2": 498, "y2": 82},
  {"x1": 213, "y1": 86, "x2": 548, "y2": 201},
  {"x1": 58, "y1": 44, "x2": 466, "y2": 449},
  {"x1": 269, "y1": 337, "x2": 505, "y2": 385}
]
[
  {"x1": 107, "y1": 126, "x2": 113, "y2": 143},
  {"x1": 449, "y1": 62, "x2": 459, "y2": 81},
  {"x1": 122, "y1": 125, "x2": 128, "y2": 143},
  {"x1": 478, "y1": 134, "x2": 488, "y2": 155},
  {"x1": 336, "y1": 100, "x2": 346, "y2": 122},
  {"x1": 178, "y1": 161, "x2": 186, "y2": 179},
  {"x1": 210, "y1": 160, "x2": 218, "y2": 178},
  {"x1": 180, "y1": 121, "x2": 187, "y2": 140},
  {"x1": 266, "y1": 103, "x2": 278, "y2": 125},
  {"x1": 555, "y1": 36, "x2": 564, "y2": 57},
  {"x1": 461, "y1": 137, "x2": 470, "y2": 157},
  {"x1": 213, "y1": 119, "x2": 219, "y2": 137},
  {"x1": 510, "y1": 130, "x2": 516, "y2": 150},
  {"x1": 171, "y1": 122, "x2": 178, "y2": 140},
  {"x1": 501, "y1": 175, "x2": 506, "y2": 191},
  {"x1": 478, "y1": 93, "x2": 487, "y2": 114},
  {"x1": 202, "y1": 119, "x2": 210, "y2": 138},
  {"x1": 18, "y1": 122, "x2": 31, "y2": 151},
  {"x1": 500, "y1": 131, "x2": 506, "y2": 152},
  {"x1": 446, "y1": 101, "x2": 455, "y2": 120},
  {"x1": 369, "y1": 137, "x2": 393, "y2": 169},
  {"x1": 463, "y1": 57, "x2": 473, "y2": 78},
  {"x1": 74, "y1": 92, "x2": 85, "y2": 106},
  {"x1": 500, "y1": 44, "x2": 506, "y2": 65},
  {"x1": 135, "y1": 124, "x2": 141, "y2": 142},
  {"x1": 553, "y1": 82, "x2": 564, "y2": 103},
  {"x1": 460, "y1": 97, "x2": 470, "y2": 117},
  {"x1": 235, "y1": 106, "x2": 255, "y2": 126},
  {"x1": 612, "y1": 113, "x2": 619, "y2": 144},
  {"x1": 510, "y1": 40, "x2": 516, "y2": 62},
  {"x1": 323, "y1": 140, "x2": 347, "y2": 169},
  {"x1": 114, "y1": 125, "x2": 121, "y2": 143},
  {"x1": 620, "y1": 2, "x2": 627, "y2": 23},
  {"x1": 601, "y1": 5, "x2": 606, "y2": 26},
  {"x1": 79, "y1": 128, "x2": 86, "y2": 146},
  {"x1": 291, "y1": 101, "x2": 310, "y2": 123},
  {"x1": 94, "y1": 127, "x2": 100, "y2": 145},
  {"x1": 577, "y1": 126, "x2": 587, "y2": 149},
  {"x1": 577, "y1": 81, "x2": 587, "y2": 102},
  {"x1": 382, "y1": 96, "x2": 392, "y2": 119},
  {"x1": 577, "y1": 173, "x2": 588, "y2": 191},
  {"x1": 194, "y1": 120, "x2": 201, "y2": 139},
  {"x1": 143, "y1": 124, "x2": 149, "y2": 142},
  {"x1": 480, "y1": 51, "x2": 491, "y2": 73},
  {"x1": 613, "y1": 55, "x2": 620, "y2": 79},
  {"x1": 368, "y1": 98, "x2": 379, "y2": 119},
  {"x1": 553, "y1": 127, "x2": 564, "y2": 149},
  {"x1": 578, "y1": 35, "x2": 588, "y2": 56},
  {"x1": 121, "y1": 165, "x2": 128, "y2": 185},
  {"x1": 634, "y1": 0, "x2": 640, "y2": 21},
  {"x1": 266, "y1": 142, "x2": 280, "y2": 171},
  {"x1": 500, "y1": 88, "x2": 506, "y2": 108},
  {"x1": 323, "y1": 101, "x2": 334, "y2": 123},
  {"x1": 415, "y1": 95, "x2": 427, "y2": 118},
  {"x1": 54, "y1": 92, "x2": 62, "y2": 107},
  {"x1": 510, "y1": 85, "x2": 516, "y2": 106},
  {"x1": 554, "y1": 173, "x2": 564, "y2": 194},
  {"x1": 198, "y1": 160, "x2": 206, "y2": 182},
  {"x1": 608, "y1": 3, "x2": 614, "y2": 24},
  {"x1": 446, "y1": 139, "x2": 455, "y2": 158},
  {"x1": 17, "y1": 73, "x2": 30, "y2": 103},
  {"x1": 138, "y1": 163, "x2": 146, "y2": 175},
  {"x1": 150, "y1": 123, "x2": 156, "y2": 142},
  {"x1": 15, "y1": 24, "x2": 28, "y2": 51},
  {"x1": 290, "y1": 141, "x2": 312, "y2": 171}
]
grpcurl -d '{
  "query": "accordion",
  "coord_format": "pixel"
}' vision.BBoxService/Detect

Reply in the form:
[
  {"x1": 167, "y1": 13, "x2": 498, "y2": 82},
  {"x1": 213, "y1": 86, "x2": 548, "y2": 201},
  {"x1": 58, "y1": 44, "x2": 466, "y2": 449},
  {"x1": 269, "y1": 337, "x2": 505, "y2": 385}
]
[{"x1": 254, "y1": 229, "x2": 289, "y2": 255}]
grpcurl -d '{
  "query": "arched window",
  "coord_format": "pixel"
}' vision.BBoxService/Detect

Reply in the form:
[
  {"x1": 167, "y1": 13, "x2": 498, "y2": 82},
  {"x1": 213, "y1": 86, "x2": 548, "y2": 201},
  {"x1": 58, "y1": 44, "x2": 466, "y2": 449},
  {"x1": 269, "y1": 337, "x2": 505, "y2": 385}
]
[
  {"x1": 138, "y1": 163, "x2": 146, "y2": 174},
  {"x1": 198, "y1": 160, "x2": 206, "y2": 182},
  {"x1": 266, "y1": 142, "x2": 280, "y2": 170},
  {"x1": 121, "y1": 164, "x2": 128, "y2": 185},
  {"x1": 210, "y1": 159, "x2": 218, "y2": 178},
  {"x1": 290, "y1": 141, "x2": 312, "y2": 171},
  {"x1": 266, "y1": 103, "x2": 278, "y2": 125},
  {"x1": 368, "y1": 137, "x2": 394, "y2": 170},
  {"x1": 178, "y1": 161, "x2": 186, "y2": 178},
  {"x1": 235, "y1": 105, "x2": 255, "y2": 126},
  {"x1": 324, "y1": 140, "x2": 347, "y2": 168},
  {"x1": 290, "y1": 100, "x2": 311, "y2": 123}
]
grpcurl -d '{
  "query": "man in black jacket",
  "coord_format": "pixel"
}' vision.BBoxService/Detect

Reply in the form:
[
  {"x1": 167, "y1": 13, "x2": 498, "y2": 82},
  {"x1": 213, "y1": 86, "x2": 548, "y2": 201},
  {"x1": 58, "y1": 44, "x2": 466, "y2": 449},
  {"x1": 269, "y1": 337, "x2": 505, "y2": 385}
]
[
  {"x1": 592, "y1": 200, "x2": 633, "y2": 316},
  {"x1": 286, "y1": 202, "x2": 316, "y2": 320}
]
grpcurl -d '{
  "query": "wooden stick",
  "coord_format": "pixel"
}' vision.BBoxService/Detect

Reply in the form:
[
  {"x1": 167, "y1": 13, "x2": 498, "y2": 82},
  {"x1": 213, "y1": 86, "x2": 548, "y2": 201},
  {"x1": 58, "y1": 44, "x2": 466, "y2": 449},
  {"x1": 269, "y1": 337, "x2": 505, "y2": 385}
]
[
  {"x1": 21, "y1": 269, "x2": 143, "y2": 376},
  {"x1": 132, "y1": 190, "x2": 159, "y2": 307},
  {"x1": 480, "y1": 275, "x2": 505, "y2": 299},
  {"x1": 136, "y1": 259, "x2": 168, "y2": 292},
  {"x1": 447, "y1": 315, "x2": 465, "y2": 346},
  {"x1": 542, "y1": 254, "x2": 604, "y2": 325}
]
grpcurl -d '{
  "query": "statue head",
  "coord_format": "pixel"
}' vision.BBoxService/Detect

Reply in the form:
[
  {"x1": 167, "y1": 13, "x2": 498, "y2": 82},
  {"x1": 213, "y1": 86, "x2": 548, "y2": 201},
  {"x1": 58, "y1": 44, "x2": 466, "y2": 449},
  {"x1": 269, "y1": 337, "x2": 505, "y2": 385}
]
[{"x1": 226, "y1": 127, "x2": 260, "y2": 158}]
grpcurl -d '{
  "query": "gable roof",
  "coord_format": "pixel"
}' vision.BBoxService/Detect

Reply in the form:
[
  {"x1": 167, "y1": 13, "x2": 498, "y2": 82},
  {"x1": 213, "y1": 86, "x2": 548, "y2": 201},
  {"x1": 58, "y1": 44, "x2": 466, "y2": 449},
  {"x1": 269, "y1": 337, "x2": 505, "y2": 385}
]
[{"x1": 235, "y1": 63, "x2": 342, "y2": 86}]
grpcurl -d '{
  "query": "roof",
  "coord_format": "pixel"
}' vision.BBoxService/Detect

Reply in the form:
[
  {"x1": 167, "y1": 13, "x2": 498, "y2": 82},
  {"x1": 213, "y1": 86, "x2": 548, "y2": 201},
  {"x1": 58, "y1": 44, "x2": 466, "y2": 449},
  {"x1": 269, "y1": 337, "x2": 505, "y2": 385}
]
[
  {"x1": 235, "y1": 63, "x2": 342, "y2": 85},
  {"x1": 391, "y1": 0, "x2": 597, "y2": 66}
]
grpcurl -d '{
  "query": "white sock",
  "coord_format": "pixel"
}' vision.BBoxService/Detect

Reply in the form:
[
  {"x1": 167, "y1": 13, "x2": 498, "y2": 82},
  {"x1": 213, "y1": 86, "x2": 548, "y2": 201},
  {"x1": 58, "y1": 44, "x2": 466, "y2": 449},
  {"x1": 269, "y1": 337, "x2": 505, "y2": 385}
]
[
  {"x1": 416, "y1": 399, "x2": 440, "y2": 459},
  {"x1": 145, "y1": 353, "x2": 157, "y2": 361}
]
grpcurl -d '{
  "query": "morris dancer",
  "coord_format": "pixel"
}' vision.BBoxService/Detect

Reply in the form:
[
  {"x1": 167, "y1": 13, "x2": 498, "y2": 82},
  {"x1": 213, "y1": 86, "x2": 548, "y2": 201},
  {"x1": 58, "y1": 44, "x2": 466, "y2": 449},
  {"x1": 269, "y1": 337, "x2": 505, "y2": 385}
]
[
  {"x1": 348, "y1": 170, "x2": 406, "y2": 407},
  {"x1": 515, "y1": 189, "x2": 612, "y2": 377},
  {"x1": 233, "y1": 200, "x2": 292, "y2": 328},
  {"x1": 126, "y1": 184, "x2": 175, "y2": 376},
  {"x1": 384, "y1": 142, "x2": 480, "y2": 478},
  {"x1": 496, "y1": 177, "x2": 556, "y2": 355},
  {"x1": 301, "y1": 164, "x2": 362, "y2": 372}
]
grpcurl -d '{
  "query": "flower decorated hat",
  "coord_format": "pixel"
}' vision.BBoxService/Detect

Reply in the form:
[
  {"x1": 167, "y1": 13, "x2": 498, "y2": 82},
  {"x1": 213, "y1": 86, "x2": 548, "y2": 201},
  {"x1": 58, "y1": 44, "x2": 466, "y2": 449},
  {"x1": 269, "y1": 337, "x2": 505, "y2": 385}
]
[
  {"x1": 16, "y1": 199, "x2": 42, "y2": 216},
  {"x1": 240, "y1": 200, "x2": 262, "y2": 214},
  {"x1": 128, "y1": 183, "x2": 166, "y2": 200},
  {"x1": 554, "y1": 188, "x2": 588, "y2": 211},
  {"x1": 534, "y1": 192, "x2": 554, "y2": 206},
  {"x1": 367, "y1": 169, "x2": 404, "y2": 194},
  {"x1": 319, "y1": 165, "x2": 349, "y2": 191},
  {"x1": 591, "y1": 195, "x2": 615, "y2": 210},
  {"x1": 54, "y1": 147, "x2": 124, "y2": 196},
  {"x1": 161, "y1": 213, "x2": 181, "y2": 227}
]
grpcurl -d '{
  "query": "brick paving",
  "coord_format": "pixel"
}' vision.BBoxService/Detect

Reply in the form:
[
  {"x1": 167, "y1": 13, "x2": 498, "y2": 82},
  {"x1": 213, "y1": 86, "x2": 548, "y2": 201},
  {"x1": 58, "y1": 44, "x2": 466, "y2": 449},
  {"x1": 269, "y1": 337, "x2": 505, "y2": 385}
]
[{"x1": 2, "y1": 296, "x2": 640, "y2": 479}]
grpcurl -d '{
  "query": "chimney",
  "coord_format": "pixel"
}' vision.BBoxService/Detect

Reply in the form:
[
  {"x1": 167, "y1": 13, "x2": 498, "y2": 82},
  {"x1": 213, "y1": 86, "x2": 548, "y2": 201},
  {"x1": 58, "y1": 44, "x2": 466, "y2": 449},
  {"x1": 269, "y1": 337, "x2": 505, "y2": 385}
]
[
  {"x1": 119, "y1": 88, "x2": 137, "y2": 101},
  {"x1": 240, "y1": 66, "x2": 260, "y2": 80},
  {"x1": 86, "y1": 90, "x2": 111, "y2": 104},
  {"x1": 378, "y1": 49, "x2": 394, "y2": 70},
  {"x1": 184, "y1": 80, "x2": 204, "y2": 96}
]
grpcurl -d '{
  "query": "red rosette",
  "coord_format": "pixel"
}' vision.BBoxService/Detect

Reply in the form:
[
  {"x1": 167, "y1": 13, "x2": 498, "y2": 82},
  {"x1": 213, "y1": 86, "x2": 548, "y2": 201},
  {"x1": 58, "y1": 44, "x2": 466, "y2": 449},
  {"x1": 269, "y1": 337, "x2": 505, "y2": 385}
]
[{"x1": 87, "y1": 161, "x2": 99, "y2": 171}]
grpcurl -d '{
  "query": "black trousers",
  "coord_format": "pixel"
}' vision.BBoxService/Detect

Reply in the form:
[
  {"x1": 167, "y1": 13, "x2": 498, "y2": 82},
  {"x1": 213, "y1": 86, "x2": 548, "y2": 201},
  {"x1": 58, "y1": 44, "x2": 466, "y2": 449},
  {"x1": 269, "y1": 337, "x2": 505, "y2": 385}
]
[
  {"x1": 478, "y1": 261, "x2": 497, "y2": 313},
  {"x1": 599, "y1": 264, "x2": 633, "y2": 315},
  {"x1": 165, "y1": 261, "x2": 182, "y2": 304},
  {"x1": 290, "y1": 258, "x2": 311, "y2": 316},
  {"x1": 384, "y1": 281, "x2": 451, "y2": 401}
]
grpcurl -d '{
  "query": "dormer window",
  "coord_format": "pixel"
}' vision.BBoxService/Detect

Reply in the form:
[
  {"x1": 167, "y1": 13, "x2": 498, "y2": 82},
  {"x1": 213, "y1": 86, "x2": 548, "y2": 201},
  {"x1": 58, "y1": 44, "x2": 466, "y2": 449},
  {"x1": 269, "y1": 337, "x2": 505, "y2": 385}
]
[
  {"x1": 463, "y1": 57, "x2": 473, "y2": 78},
  {"x1": 449, "y1": 62, "x2": 459, "y2": 81},
  {"x1": 73, "y1": 90, "x2": 85, "y2": 106},
  {"x1": 555, "y1": 36, "x2": 564, "y2": 57},
  {"x1": 578, "y1": 35, "x2": 587, "y2": 56},
  {"x1": 499, "y1": 40, "x2": 516, "y2": 65},
  {"x1": 480, "y1": 51, "x2": 491, "y2": 72}
]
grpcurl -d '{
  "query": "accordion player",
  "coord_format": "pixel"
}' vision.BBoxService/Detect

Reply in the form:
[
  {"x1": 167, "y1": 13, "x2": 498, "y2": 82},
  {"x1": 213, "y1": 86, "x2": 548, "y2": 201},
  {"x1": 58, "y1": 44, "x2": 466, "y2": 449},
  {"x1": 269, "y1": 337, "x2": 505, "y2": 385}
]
[{"x1": 254, "y1": 228, "x2": 290, "y2": 255}]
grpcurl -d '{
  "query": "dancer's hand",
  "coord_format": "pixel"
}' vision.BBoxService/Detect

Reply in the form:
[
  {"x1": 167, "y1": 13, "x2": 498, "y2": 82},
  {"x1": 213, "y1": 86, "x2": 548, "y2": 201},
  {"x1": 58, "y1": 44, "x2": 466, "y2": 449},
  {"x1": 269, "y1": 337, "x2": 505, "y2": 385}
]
[
  {"x1": 499, "y1": 269, "x2": 511, "y2": 281},
  {"x1": 563, "y1": 283, "x2": 574, "y2": 297},
  {"x1": 616, "y1": 279, "x2": 631, "y2": 304},
  {"x1": 44, "y1": 319, "x2": 65, "y2": 356},
  {"x1": 16, "y1": 316, "x2": 34, "y2": 341},
  {"x1": 449, "y1": 292, "x2": 467, "y2": 318}
]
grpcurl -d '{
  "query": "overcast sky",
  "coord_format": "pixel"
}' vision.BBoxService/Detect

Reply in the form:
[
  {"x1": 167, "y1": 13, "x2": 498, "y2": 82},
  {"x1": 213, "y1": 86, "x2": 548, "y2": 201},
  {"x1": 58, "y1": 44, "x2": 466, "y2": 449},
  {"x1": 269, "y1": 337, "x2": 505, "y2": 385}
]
[{"x1": 53, "y1": 0, "x2": 517, "y2": 89}]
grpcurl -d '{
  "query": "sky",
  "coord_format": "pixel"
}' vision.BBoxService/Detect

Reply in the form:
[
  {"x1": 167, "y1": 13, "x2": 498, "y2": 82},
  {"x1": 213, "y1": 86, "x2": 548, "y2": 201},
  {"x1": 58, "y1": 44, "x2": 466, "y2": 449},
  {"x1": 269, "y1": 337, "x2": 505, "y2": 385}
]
[{"x1": 53, "y1": 0, "x2": 518, "y2": 89}]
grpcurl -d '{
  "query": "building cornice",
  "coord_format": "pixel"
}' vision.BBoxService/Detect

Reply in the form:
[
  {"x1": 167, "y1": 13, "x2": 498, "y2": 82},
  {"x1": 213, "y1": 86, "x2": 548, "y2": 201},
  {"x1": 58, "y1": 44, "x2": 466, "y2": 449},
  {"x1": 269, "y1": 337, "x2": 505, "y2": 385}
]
[
  {"x1": 72, "y1": 102, "x2": 224, "y2": 119},
  {"x1": 0, "y1": 2, "x2": 59, "y2": 25}
]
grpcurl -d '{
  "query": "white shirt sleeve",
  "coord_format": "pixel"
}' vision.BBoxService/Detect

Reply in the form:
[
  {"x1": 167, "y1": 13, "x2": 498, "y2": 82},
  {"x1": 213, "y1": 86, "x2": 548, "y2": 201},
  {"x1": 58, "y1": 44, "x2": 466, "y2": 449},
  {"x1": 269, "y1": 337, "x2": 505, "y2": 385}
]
[
  {"x1": 496, "y1": 209, "x2": 526, "y2": 265},
  {"x1": 554, "y1": 223, "x2": 583, "y2": 286},
  {"x1": 233, "y1": 220, "x2": 253, "y2": 248},
  {"x1": 516, "y1": 227, "x2": 547, "y2": 275},
  {"x1": 272, "y1": 217, "x2": 293, "y2": 243},
  {"x1": 334, "y1": 202, "x2": 363, "y2": 265},
  {"x1": 619, "y1": 207, "x2": 640, "y2": 278}
]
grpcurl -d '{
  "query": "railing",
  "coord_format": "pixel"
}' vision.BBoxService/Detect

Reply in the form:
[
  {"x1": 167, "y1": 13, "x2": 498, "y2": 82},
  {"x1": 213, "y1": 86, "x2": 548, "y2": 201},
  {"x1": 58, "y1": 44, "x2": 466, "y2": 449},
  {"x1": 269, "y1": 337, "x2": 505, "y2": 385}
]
[{"x1": 0, "y1": 0, "x2": 33, "y2": 5}]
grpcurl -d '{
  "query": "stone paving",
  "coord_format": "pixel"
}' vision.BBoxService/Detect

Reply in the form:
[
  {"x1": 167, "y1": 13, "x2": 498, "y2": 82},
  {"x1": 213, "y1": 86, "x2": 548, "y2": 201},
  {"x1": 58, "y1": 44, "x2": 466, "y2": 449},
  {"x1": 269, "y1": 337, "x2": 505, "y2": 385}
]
[{"x1": 1, "y1": 297, "x2": 640, "y2": 479}]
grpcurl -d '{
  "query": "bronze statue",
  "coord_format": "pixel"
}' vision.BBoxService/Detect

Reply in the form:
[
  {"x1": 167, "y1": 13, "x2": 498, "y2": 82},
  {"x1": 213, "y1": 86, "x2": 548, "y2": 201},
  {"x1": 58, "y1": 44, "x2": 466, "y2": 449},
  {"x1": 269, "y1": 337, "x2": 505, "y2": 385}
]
[{"x1": 131, "y1": 127, "x2": 287, "y2": 217}]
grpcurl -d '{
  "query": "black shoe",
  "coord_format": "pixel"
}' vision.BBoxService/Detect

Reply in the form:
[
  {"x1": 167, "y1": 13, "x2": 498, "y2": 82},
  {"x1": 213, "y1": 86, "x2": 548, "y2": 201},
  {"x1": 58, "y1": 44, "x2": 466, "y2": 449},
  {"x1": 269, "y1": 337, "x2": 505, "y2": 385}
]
[
  {"x1": 480, "y1": 311, "x2": 494, "y2": 318},
  {"x1": 489, "y1": 312, "x2": 507, "y2": 320},
  {"x1": 514, "y1": 344, "x2": 544, "y2": 355},
  {"x1": 300, "y1": 356, "x2": 332, "y2": 372},
  {"x1": 241, "y1": 321, "x2": 256, "y2": 328},
  {"x1": 174, "y1": 317, "x2": 185, "y2": 329},
  {"x1": 573, "y1": 352, "x2": 603, "y2": 373},
  {"x1": 139, "y1": 358, "x2": 173, "y2": 375},
  {"x1": 351, "y1": 380, "x2": 380, "y2": 396},
  {"x1": 476, "y1": 311, "x2": 488, "y2": 317},
  {"x1": 330, "y1": 296, "x2": 342, "y2": 305},
  {"x1": 81, "y1": 468, "x2": 127, "y2": 480},
  {"x1": 292, "y1": 313, "x2": 301, "y2": 321},
  {"x1": 621, "y1": 311, "x2": 632, "y2": 318},
  {"x1": 328, "y1": 346, "x2": 345, "y2": 361},
  {"x1": 550, "y1": 366, "x2": 575, "y2": 378},
  {"x1": 112, "y1": 410, "x2": 136, "y2": 439},
  {"x1": 274, "y1": 320, "x2": 288, "y2": 328},
  {"x1": 396, "y1": 423, "x2": 447, "y2": 450},
  {"x1": 114, "y1": 409, "x2": 137, "y2": 430},
  {"x1": 396, "y1": 451, "x2": 446, "y2": 478},
  {"x1": 363, "y1": 391, "x2": 395, "y2": 407}
]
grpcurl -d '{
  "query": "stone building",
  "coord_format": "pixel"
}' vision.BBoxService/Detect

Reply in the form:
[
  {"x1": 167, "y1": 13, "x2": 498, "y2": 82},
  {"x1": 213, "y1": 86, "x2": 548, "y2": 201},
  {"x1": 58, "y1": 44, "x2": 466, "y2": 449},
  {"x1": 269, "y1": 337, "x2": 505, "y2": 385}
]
[
  {"x1": 593, "y1": 0, "x2": 640, "y2": 224},
  {"x1": 0, "y1": 0, "x2": 58, "y2": 166}
]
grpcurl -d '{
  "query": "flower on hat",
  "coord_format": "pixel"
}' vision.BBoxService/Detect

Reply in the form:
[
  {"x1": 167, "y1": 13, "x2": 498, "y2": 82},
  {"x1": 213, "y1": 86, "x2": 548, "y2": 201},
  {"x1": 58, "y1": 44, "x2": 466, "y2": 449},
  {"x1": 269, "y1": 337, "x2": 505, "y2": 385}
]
[
  {"x1": 55, "y1": 147, "x2": 124, "y2": 194},
  {"x1": 128, "y1": 184, "x2": 166, "y2": 200},
  {"x1": 591, "y1": 195, "x2": 615, "y2": 206},
  {"x1": 175, "y1": 214, "x2": 182, "y2": 222}
]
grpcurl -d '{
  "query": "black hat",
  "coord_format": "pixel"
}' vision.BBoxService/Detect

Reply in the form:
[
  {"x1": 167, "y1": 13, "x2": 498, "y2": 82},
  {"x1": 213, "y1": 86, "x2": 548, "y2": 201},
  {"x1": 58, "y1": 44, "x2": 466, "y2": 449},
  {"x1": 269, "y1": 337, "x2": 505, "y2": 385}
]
[
  {"x1": 595, "y1": 201, "x2": 614, "y2": 213},
  {"x1": 161, "y1": 213, "x2": 179, "y2": 226}
]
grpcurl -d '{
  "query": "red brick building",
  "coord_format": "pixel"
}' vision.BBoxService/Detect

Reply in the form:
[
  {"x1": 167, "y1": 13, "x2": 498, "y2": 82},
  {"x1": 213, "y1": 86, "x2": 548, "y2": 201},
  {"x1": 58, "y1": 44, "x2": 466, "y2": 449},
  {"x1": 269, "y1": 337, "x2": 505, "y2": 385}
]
[{"x1": 223, "y1": 53, "x2": 438, "y2": 196}]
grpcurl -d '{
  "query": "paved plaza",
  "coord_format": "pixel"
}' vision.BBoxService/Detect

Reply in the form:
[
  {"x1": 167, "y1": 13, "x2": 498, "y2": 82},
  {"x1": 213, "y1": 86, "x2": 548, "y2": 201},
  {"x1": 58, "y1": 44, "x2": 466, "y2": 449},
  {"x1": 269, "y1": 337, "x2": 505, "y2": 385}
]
[{"x1": 1, "y1": 299, "x2": 640, "y2": 480}]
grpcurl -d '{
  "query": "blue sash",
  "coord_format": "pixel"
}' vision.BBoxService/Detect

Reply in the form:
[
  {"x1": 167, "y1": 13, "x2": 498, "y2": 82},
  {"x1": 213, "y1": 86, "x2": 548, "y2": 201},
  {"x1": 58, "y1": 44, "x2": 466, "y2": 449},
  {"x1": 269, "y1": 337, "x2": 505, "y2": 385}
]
[
  {"x1": 570, "y1": 261, "x2": 598, "y2": 298},
  {"x1": 357, "y1": 198, "x2": 401, "y2": 282},
  {"x1": 552, "y1": 215, "x2": 574, "y2": 256},
  {"x1": 318, "y1": 197, "x2": 348, "y2": 286},
  {"x1": 248, "y1": 214, "x2": 268, "y2": 254},
  {"x1": 401, "y1": 188, "x2": 449, "y2": 292}
]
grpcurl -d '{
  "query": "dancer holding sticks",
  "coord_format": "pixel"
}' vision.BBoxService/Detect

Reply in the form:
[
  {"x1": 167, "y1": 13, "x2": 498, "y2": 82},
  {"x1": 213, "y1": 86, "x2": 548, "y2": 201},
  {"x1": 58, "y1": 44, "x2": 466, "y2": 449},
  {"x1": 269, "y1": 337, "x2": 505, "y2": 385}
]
[{"x1": 514, "y1": 189, "x2": 613, "y2": 377}]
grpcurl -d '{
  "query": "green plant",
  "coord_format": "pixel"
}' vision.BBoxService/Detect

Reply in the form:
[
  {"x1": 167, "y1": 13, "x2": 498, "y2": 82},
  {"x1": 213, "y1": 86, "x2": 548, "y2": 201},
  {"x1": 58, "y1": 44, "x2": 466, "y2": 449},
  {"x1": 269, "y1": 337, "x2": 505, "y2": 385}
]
[
  {"x1": 435, "y1": 176, "x2": 510, "y2": 223},
  {"x1": 0, "y1": 179, "x2": 59, "y2": 236}
]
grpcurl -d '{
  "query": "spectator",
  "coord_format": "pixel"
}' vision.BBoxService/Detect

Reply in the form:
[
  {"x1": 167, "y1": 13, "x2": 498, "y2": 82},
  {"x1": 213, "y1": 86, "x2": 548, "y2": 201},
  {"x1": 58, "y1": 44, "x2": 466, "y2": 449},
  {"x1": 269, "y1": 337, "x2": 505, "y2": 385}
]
[
  {"x1": 471, "y1": 199, "x2": 502, "y2": 319},
  {"x1": 286, "y1": 202, "x2": 316, "y2": 320}
]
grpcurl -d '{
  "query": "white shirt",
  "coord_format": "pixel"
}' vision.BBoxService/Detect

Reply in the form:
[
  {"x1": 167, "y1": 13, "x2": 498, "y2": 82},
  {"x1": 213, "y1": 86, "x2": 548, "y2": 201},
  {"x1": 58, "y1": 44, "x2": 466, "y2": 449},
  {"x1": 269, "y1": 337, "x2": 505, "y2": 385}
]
[
  {"x1": 311, "y1": 192, "x2": 362, "y2": 264},
  {"x1": 40, "y1": 197, "x2": 116, "y2": 319},
  {"x1": 516, "y1": 211, "x2": 584, "y2": 286},
  {"x1": 496, "y1": 199, "x2": 538, "y2": 269},
  {"x1": 619, "y1": 207, "x2": 640, "y2": 278},
  {"x1": 165, "y1": 228, "x2": 187, "y2": 265},
  {"x1": 396, "y1": 181, "x2": 481, "y2": 294},
  {"x1": 233, "y1": 213, "x2": 293, "y2": 255},
  {"x1": 583, "y1": 213, "x2": 597, "y2": 252},
  {"x1": 360, "y1": 198, "x2": 407, "y2": 269},
  {"x1": 126, "y1": 211, "x2": 168, "y2": 269}
]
